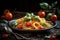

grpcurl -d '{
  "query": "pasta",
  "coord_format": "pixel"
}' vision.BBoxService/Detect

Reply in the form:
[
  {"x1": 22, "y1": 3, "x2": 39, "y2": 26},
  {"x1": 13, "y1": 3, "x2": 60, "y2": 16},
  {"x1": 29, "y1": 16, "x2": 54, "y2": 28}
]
[
  {"x1": 32, "y1": 22, "x2": 40, "y2": 30},
  {"x1": 14, "y1": 13, "x2": 53, "y2": 30}
]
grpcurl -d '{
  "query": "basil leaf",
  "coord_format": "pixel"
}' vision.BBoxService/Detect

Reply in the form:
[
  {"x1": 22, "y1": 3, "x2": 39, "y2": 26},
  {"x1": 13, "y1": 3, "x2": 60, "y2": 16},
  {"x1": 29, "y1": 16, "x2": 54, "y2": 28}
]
[
  {"x1": 34, "y1": 16, "x2": 40, "y2": 22},
  {"x1": 24, "y1": 13, "x2": 40, "y2": 22},
  {"x1": 40, "y1": 2, "x2": 49, "y2": 9},
  {"x1": 46, "y1": 13, "x2": 52, "y2": 19},
  {"x1": 13, "y1": 22, "x2": 18, "y2": 27},
  {"x1": 26, "y1": 13, "x2": 31, "y2": 17},
  {"x1": 0, "y1": 20, "x2": 8, "y2": 24},
  {"x1": 24, "y1": 17, "x2": 31, "y2": 22},
  {"x1": 42, "y1": 23, "x2": 47, "y2": 27},
  {"x1": 51, "y1": 1, "x2": 57, "y2": 8}
]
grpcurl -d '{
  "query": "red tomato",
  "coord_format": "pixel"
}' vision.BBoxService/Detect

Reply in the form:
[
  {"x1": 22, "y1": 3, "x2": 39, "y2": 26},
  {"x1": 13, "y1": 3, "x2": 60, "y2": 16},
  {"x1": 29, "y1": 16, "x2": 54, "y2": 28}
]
[
  {"x1": 51, "y1": 15, "x2": 57, "y2": 21},
  {"x1": 2, "y1": 34, "x2": 9, "y2": 39},
  {"x1": 16, "y1": 24, "x2": 22, "y2": 29},
  {"x1": 26, "y1": 22, "x2": 31, "y2": 27},
  {"x1": 38, "y1": 11, "x2": 45, "y2": 18},
  {"x1": 5, "y1": 13, "x2": 13, "y2": 20},
  {"x1": 39, "y1": 25, "x2": 44, "y2": 30},
  {"x1": 50, "y1": 35, "x2": 56, "y2": 40}
]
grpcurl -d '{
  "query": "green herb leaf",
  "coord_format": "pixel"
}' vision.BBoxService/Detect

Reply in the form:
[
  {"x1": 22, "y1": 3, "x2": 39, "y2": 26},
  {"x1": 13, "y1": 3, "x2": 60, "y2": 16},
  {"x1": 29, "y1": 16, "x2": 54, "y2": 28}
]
[
  {"x1": 40, "y1": 2, "x2": 49, "y2": 9},
  {"x1": 51, "y1": 1, "x2": 57, "y2": 8},
  {"x1": 24, "y1": 17, "x2": 31, "y2": 22},
  {"x1": 13, "y1": 22, "x2": 18, "y2": 27},
  {"x1": 0, "y1": 20, "x2": 8, "y2": 24},
  {"x1": 46, "y1": 13, "x2": 52, "y2": 19},
  {"x1": 42, "y1": 23, "x2": 47, "y2": 27},
  {"x1": 24, "y1": 13, "x2": 40, "y2": 22},
  {"x1": 34, "y1": 16, "x2": 40, "y2": 22}
]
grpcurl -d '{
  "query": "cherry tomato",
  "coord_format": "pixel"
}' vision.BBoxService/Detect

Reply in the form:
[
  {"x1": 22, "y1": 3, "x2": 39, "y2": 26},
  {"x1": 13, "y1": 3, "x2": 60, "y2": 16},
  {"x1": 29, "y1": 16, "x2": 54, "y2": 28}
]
[
  {"x1": 2, "y1": 34, "x2": 9, "y2": 39},
  {"x1": 5, "y1": 12, "x2": 13, "y2": 20},
  {"x1": 26, "y1": 22, "x2": 31, "y2": 27},
  {"x1": 51, "y1": 15, "x2": 57, "y2": 21},
  {"x1": 16, "y1": 24, "x2": 22, "y2": 29},
  {"x1": 3, "y1": 9, "x2": 13, "y2": 20},
  {"x1": 50, "y1": 35, "x2": 56, "y2": 40},
  {"x1": 39, "y1": 25, "x2": 44, "y2": 30},
  {"x1": 38, "y1": 11, "x2": 45, "y2": 18}
]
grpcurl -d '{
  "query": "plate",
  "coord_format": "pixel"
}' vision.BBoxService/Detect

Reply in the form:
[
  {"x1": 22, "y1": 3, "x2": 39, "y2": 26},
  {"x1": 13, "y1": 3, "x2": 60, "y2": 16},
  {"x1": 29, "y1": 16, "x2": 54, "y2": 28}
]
[
  {"x1": 9, "y1": 19, "x2": 57, "y2": 31},
  {"x1": 9, "y1": 12, "x2": 57, "y2": 32}
]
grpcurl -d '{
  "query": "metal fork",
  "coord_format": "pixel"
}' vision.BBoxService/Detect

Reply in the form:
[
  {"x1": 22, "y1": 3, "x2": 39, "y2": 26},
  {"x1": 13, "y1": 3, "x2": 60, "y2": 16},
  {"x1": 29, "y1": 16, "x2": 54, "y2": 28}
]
[{"x1": 3, "y1": 23, "x2": 31, "y2": 40}]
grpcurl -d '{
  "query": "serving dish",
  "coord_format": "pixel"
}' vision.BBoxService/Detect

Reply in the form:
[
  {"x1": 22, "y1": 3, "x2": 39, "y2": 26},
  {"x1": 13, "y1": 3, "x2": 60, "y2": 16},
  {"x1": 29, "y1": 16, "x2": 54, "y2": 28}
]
[{"x1": 9, "y1": 12, "x2": 57, "y2": 33}]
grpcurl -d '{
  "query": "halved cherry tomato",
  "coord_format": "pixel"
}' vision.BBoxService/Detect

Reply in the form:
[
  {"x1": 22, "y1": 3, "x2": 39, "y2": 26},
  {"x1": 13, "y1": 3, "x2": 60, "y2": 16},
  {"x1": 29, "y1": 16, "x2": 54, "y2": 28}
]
[
  {"x1": 50, "y1": 34, "x2": 56, "y2": 40},
  {"x1": 39, "y1": 25, "x2": 44, "y2": 30},
  {"x1": 2, "y1": 34, "x2": 9, "y2": 39},
  {"x1": 51, "y1": 14, "x2": 57, "y2": 21},
  {"x1": 38, "y1": 11, "x2": 45, "y2": 18},
  {"x1": 16, "y1": 24, "x2": 22, "y2": 29},
  {"x1": 26, "y1": 22, "x2": 31, "y2": 27}
]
